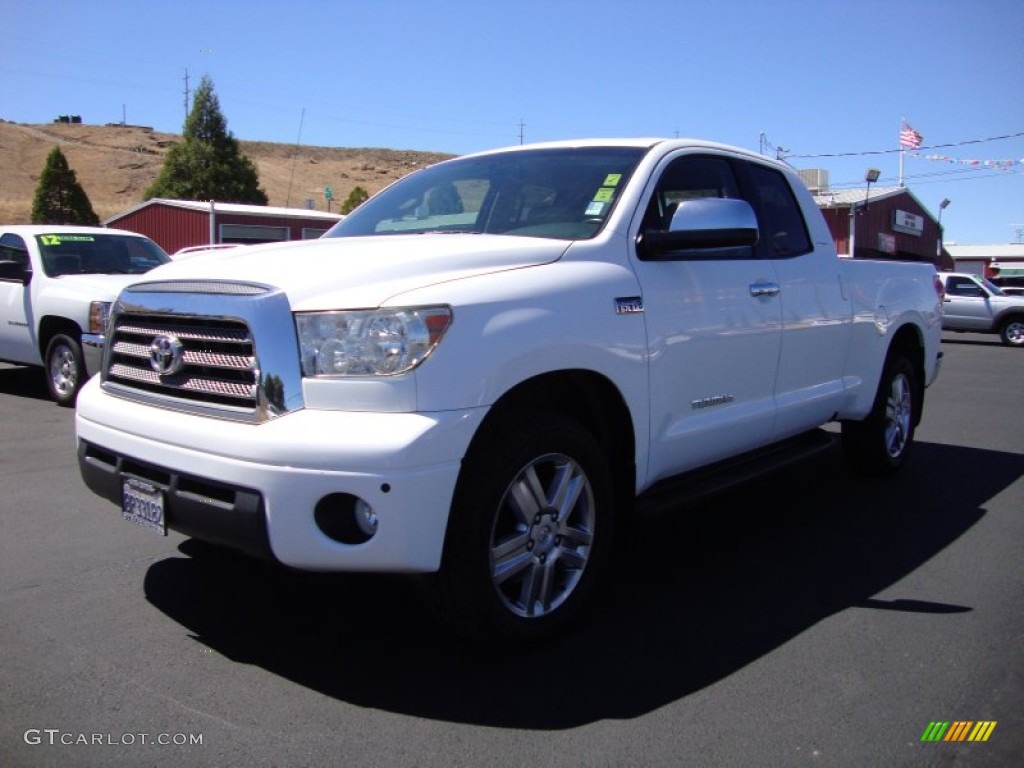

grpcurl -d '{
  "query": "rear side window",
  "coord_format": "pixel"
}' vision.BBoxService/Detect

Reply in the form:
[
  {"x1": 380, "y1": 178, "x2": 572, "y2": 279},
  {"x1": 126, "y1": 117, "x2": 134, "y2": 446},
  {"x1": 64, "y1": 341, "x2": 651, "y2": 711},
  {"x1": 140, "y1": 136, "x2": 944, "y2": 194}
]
[{"x1": 744, "y1": 164, "x2": 812, "y2": 258}]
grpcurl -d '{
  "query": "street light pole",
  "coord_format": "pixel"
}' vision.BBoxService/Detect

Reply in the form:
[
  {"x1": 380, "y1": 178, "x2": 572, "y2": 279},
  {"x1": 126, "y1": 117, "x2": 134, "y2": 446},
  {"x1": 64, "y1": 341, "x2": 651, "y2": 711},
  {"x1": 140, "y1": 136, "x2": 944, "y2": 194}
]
[
  {"x1": 850, "y1": 168, "x2": 882, "y2": 258},
  {"x1": 937, "y1": 198, "x2": 951, "y2": 259}
]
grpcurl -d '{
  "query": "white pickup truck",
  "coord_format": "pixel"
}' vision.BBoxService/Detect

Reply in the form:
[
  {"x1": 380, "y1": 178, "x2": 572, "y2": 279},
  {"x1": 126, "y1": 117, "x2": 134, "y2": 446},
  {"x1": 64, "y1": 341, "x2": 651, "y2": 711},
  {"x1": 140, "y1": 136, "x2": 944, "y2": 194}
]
[
  {"x1": 76, "y1": 139, "x2": 943, "y2": 640},
  {"x1": 0, "y1": 226, "x2": 170, "y2": 405}
]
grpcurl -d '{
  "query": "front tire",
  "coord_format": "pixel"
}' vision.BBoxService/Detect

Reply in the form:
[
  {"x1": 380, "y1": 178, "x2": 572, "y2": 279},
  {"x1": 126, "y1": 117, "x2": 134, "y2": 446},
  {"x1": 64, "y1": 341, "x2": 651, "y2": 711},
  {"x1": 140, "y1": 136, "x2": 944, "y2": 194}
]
[
  {"x1": 999, "y1": 317, "x2": 1024, "y2": 346},
  {"x1": 433, "y1": 410, "x2": 614, "y2": 642},
  {"x1": 842, "y1": 353, "x2": 918, "y2": 475},
  {"x1": 45, "y1": 333, "x2": 85, "y2": 407}
]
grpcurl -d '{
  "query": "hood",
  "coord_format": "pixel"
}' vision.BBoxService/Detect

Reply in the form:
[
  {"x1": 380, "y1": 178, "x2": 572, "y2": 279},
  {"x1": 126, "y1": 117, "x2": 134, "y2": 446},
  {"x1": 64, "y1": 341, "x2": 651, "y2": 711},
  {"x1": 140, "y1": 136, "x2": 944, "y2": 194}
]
[
  {"x1": 993, "y1": 293, "x2": 1024, "y2": 307},
  {"x1": 49, "y1": 272, "x2": 149, "y2": 301},
  {"x1": 133, "y1": 234, "x2": 569, "y2": 310}
]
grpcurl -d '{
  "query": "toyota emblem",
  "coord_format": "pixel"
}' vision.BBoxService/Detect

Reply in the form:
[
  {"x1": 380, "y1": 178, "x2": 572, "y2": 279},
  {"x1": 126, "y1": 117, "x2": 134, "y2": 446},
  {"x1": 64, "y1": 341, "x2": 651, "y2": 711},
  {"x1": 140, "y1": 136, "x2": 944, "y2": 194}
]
[{"x1": 149, "y1": 334, "x2": 185, "y2": 376}]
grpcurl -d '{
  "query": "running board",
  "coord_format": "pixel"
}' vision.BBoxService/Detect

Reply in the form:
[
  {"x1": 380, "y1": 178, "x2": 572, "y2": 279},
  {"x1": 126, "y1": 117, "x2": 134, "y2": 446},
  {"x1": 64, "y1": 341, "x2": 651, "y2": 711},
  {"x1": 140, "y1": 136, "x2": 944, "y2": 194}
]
[{"x1": 637, "y1": 429, "x2": 837, "y2": 513}]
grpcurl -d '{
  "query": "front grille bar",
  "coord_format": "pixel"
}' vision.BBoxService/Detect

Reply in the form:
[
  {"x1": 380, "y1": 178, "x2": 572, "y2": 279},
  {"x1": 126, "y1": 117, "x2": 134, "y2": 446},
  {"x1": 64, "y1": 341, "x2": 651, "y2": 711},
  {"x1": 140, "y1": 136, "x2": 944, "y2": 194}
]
[{"x1": 106, "y1": 312, "x2": 258, "y2": 409}]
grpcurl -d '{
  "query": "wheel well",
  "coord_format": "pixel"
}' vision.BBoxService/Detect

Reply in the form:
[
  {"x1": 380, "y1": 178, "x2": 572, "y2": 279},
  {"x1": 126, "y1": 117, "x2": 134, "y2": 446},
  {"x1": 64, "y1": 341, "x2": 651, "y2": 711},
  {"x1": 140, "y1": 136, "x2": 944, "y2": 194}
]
[
  {"x1": 474, "y1": 370, "x2": 637, "y2": 513},
  {"x1": 887, "y1": 324, "x2": 925, "y2": 426},
  {"x1": 38, "y1": 316, "x2": 81, "y2": 358}
]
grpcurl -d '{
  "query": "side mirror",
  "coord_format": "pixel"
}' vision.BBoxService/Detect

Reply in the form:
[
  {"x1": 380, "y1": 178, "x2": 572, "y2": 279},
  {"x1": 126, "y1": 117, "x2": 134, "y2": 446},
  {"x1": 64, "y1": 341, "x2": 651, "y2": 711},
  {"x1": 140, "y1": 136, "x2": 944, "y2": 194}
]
[
  {"x1": 0, "y1": 259, "x2": 31, "y2": 284},
  {"x1": 638, "y1": 198, "x2": 759, "y2": 260}
]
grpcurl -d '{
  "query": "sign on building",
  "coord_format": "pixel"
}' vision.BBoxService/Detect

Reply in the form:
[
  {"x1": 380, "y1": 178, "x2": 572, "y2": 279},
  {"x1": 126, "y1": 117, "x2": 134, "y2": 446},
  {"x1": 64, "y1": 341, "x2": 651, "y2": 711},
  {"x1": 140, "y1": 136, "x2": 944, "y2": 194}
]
[{"x1": 893, "y1": 210, "x2": 924, "y2": 236}]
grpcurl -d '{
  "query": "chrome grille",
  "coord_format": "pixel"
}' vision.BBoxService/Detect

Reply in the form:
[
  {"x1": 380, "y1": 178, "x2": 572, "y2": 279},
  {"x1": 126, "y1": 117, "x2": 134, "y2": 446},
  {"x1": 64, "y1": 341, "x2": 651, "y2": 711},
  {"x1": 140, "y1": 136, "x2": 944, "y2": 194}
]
[{"x1": 105, "y1": 313, "x2": 258, "y2": 409}]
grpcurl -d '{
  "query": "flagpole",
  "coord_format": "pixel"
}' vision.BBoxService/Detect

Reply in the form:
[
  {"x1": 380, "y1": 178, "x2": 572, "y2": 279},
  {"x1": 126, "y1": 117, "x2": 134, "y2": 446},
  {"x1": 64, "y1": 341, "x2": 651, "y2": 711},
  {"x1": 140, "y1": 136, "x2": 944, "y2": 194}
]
[{"x1": 899, "y1": 117, "x2": 906, "y2": 187}]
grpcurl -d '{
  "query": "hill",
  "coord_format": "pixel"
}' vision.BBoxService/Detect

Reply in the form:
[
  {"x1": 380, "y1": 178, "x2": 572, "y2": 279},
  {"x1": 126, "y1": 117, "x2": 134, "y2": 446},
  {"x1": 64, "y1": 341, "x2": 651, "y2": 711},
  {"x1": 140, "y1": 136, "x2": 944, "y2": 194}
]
[{"x1": 0, "y1": 121, "x2": 455, "y2": 224}]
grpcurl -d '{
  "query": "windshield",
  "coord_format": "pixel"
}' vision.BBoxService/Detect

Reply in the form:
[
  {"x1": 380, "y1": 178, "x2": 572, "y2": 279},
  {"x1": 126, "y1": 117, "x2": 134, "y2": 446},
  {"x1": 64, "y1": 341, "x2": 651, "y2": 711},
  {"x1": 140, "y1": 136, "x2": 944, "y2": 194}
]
[
  {"x1": 325, "y1": 146, "x2": 647, "y2": 241},
  {"x1": 979, "y1": 277, "x2": 1004, "y2": 295},
  {"x1": 36, "y1": 233, "x2": 170, "y2": 277}
]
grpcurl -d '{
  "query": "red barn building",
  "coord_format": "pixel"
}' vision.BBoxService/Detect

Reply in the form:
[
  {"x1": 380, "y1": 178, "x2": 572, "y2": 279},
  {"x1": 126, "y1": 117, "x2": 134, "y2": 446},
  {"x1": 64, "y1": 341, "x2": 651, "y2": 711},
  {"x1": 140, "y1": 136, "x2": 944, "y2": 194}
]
[
  {"x1": 105, "y1": 199, "x2": 343, "y2": 255},
  {"x1": 804, "y1": 174, "x2": 952, "y2": 269}
]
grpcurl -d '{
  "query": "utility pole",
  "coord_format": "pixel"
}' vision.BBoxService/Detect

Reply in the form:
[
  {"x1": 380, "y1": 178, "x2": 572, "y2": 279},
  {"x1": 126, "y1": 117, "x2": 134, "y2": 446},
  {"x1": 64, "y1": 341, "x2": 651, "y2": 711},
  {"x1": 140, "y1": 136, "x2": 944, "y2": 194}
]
[
  {"x1": 183, "y1": 68, "x2": 191, "y2": 121},
  {"x1": 518, "y1": 119, "x2": 525, "y2": 145}
]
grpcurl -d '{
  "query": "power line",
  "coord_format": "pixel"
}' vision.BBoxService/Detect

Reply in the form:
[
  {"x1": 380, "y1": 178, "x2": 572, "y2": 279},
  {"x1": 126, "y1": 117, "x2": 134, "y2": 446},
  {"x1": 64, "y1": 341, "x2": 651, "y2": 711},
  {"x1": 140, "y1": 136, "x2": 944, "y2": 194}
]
[
  {"x1": 786, "y1": 131, "x2": 1024, "y2": 160},
  {"x1": 827, "y1": 166, "x2": 1022, "y2": 191}
]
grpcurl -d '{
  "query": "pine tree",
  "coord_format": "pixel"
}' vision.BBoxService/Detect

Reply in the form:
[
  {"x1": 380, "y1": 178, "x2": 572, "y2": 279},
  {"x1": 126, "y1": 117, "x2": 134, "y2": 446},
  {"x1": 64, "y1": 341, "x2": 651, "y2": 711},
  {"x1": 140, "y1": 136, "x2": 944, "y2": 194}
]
[
  {"x1": 340, "y1": 186, "x2": 370, "y2": 214},
  {"x1": 146, "y1": 75, "x2": 268, "y2": 204},
  {"x1": 31, "y1": 146, "x2": 100, "y2": 225}
]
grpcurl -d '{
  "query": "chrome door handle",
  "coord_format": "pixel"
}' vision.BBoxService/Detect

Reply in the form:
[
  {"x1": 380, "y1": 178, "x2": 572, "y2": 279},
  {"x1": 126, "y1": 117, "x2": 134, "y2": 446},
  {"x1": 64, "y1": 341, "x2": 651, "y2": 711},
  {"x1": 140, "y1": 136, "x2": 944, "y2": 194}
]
[{"x1": 750, "y1": 282, "x2": 780, "y2": 297}]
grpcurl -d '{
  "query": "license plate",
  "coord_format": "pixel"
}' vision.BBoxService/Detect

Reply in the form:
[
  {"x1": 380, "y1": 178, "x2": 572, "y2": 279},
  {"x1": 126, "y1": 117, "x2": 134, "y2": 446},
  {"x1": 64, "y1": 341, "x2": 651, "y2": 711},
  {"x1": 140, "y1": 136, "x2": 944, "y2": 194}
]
[{"x1": 122, "y1": 478, "x2": 166, "y2": 536}]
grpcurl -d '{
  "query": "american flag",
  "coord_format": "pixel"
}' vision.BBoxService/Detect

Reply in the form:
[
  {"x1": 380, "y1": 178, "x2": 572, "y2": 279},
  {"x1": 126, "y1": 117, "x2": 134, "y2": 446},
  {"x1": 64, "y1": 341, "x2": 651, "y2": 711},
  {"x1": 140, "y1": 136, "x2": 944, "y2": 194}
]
[{"x1": 900, "y1": 121, "x2": 923, "y2": 149}]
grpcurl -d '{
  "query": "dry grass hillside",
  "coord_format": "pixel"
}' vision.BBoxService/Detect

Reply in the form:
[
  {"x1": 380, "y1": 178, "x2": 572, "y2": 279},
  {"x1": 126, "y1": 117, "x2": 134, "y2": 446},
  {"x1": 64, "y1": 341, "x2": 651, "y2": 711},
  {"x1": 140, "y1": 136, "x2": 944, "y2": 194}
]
[{"x1": 0, "y1": 121, "x2": 455, "y2": 223}]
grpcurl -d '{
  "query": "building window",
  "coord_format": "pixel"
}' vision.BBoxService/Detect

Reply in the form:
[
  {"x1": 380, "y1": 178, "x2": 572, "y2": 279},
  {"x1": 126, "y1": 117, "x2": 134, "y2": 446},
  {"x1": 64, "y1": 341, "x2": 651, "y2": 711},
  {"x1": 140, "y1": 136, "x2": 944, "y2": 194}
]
[{"x1": 219, "y1": 224, "x2": 289, "y2": 244}]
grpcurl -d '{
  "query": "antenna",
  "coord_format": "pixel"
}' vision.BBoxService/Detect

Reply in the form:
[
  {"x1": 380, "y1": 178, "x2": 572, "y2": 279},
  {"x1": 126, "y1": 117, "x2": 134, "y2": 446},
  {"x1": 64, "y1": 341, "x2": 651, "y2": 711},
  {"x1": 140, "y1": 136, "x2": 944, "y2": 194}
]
[
  {"x1": 1012, "y1": 224, "x2": 1024, "y2": 244},
  {"x1": 286, "y1": 107, "x2": 305, "y2": 208}
]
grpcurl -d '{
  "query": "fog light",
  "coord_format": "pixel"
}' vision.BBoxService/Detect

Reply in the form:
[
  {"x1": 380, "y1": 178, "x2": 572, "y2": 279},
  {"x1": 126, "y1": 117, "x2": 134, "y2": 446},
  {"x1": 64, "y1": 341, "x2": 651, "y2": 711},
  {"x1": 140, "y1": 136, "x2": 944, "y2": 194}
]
[
  {"x1": 355, "y1": 499, "x2": 379, "y2": 536},
  {"x1": 314, "y1": 493, "x2": 379, "y2": 544}
]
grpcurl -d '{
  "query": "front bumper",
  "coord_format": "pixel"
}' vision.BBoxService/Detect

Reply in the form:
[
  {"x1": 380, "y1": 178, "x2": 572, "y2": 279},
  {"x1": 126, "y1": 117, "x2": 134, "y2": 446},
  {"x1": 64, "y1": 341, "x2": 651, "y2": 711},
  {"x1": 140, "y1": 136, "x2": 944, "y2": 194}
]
[
  {"x1": 80, "y1": 332, "x2": 104, "y2": 378},
  {"x1": 75, "y1": 378, "x2": 485, "y2": 572},
  {"x1": 927, "y1": 349, "x2": 943, "y2": 387}
]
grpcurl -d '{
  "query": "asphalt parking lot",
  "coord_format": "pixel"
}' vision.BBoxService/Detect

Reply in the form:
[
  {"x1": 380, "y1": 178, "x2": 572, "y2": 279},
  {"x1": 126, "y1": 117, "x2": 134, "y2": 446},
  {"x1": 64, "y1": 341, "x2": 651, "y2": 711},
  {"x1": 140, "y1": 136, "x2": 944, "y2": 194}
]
[{"x1": 1, "y1": 331, "x2": 1022, "y2": 767}]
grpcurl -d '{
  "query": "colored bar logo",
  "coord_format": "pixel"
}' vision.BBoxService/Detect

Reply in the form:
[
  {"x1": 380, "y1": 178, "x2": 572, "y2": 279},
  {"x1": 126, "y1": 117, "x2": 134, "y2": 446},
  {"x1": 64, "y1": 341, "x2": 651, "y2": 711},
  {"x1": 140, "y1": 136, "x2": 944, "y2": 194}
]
[{"x1": 921, "y1": 721, "x2": 997, "y2": 742}]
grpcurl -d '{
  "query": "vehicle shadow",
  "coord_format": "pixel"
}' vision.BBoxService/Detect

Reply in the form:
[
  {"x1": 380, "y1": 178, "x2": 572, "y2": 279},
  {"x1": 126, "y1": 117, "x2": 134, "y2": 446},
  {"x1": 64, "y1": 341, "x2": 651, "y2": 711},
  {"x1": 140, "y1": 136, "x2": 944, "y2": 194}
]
[
  {"x1": 142, "y1": 441, "x2": 1023, "y2": 729},
  {"x1": 941, "y1": 334, "x2": 1004, "y2": 347},
  {"x1": 0, "y1": 364, "x2": 50, "y2": 401}
]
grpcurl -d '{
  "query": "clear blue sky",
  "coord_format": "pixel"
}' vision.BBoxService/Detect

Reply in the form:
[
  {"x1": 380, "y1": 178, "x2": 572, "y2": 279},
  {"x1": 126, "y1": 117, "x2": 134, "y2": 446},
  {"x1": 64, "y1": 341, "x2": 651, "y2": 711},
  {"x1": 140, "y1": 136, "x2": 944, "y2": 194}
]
[{"x1": 3, "y1": 0, "x2": 1022, "y2": 245}]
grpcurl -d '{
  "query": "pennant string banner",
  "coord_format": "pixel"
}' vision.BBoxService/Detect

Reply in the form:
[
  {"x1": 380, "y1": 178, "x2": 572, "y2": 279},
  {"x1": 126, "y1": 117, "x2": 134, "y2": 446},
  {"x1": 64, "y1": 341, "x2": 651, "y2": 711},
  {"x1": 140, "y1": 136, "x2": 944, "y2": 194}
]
[{"x1": 907, "y1": 152, "x2": 1024, "y2": 170}]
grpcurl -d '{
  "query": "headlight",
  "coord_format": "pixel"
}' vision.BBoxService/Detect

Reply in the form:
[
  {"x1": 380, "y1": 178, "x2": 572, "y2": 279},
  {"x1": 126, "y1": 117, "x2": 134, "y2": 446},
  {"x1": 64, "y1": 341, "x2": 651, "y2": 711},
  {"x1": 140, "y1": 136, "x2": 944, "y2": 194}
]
[
  {"x1": 89, "y1": 301, "x2": 112, "y2": 334},
  {"x1": 296, "y1": 306, "x2": 452, "y2": 377}
]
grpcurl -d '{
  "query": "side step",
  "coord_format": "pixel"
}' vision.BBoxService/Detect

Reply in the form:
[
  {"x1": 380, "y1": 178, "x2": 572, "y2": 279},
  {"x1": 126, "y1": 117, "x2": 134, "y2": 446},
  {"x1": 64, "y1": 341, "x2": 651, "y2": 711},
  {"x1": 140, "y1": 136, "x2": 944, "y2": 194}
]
[{"x1": 637, "y1": 429, "x2": 837, "y2": 513}]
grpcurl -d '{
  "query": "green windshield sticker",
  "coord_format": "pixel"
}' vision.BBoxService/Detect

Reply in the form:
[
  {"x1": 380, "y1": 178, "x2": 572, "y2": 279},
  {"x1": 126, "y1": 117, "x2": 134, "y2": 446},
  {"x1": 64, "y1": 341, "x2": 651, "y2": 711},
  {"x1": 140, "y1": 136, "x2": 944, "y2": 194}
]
[
  {"x1": 40, "y1": 235, "x2": 96, "y2": 245},
  {"x1": 603, "y1": 173, "x2": 622, "y2": 187},
  {"x1": 593, "y1": 187, "x2": 615, "y2": 203}
]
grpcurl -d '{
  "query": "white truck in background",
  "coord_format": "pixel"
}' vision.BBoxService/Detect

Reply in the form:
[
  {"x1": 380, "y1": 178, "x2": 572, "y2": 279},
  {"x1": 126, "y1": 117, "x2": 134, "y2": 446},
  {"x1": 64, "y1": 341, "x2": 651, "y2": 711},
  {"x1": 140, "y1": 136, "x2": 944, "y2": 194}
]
[
  {"x1": 75, "y1": 139, "x2": 943, "y2": 640},
  {"x1": 0, "y1": 226, "x2": 170, "y2": 405}
]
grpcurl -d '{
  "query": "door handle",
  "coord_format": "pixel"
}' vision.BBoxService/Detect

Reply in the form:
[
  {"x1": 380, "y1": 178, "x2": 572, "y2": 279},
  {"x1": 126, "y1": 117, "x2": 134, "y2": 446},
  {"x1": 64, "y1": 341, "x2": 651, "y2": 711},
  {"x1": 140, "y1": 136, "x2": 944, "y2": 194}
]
[{"x1": 750, "y1": 282, "x2": 780, "y2": 297}]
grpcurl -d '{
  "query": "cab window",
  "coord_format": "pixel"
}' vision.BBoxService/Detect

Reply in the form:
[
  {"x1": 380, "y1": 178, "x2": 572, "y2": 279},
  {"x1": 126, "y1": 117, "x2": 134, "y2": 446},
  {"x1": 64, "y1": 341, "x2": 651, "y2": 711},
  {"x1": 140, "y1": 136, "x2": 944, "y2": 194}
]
[
  {"x1": 946, "y1": 276, "x2": 986, "y2": 297},
  {"x1": 641, "y1": 155, "x2": 742, "y2": 231}
]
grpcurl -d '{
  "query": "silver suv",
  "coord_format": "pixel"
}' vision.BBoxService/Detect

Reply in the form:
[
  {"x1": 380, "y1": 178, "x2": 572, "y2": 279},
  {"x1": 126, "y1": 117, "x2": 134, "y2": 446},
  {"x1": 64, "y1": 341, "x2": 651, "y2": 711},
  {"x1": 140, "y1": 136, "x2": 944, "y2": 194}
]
[{"x1": 940, "y1": 272, "x2": 1024, "y2": 346}]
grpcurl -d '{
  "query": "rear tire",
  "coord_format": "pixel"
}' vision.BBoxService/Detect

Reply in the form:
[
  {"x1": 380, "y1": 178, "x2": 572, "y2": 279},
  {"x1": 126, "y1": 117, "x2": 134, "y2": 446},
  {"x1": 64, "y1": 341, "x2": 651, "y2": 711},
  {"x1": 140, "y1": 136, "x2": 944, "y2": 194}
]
[
  {"x1": 431, "y1": 410, "x2": 614, "y2": 642},
  {"x1": 45, "y1": 333, "x2": 85, "y2": 407},
  {"x1": 842, "y1": 353, "x2": 917, "y2": 475},
  {"x1": 999, "y1": 317, "x2": 1024, "y2": 346}
]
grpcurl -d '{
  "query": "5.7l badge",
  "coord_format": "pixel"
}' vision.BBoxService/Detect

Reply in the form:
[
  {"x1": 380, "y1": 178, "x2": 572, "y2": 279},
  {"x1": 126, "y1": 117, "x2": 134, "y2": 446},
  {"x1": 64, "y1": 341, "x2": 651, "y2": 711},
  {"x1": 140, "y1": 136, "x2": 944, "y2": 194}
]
[{"x1": 615, "y1": 296, "x2": 644, "y2": 315}]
